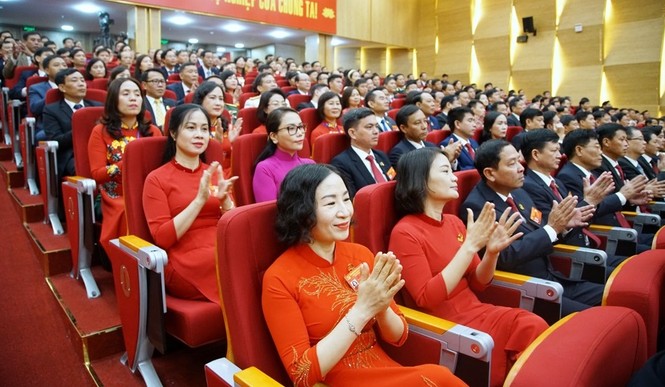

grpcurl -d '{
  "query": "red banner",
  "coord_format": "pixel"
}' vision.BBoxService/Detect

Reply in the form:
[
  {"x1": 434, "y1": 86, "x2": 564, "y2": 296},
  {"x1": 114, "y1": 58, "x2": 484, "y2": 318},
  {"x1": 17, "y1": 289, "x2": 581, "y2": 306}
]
[{"x1": 128, "y1": 0, "x2": 337, "y2": 35}]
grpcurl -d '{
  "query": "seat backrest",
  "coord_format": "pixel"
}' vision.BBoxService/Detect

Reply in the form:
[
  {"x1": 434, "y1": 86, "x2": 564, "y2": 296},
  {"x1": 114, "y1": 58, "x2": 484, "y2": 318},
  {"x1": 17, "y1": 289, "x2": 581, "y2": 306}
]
[
  {"x1": 442, "y1": 169, "x2": 481, "y2": 218},
  {"x1": 167, "y1": 73, "x2": 180, "y2": 82},
  {"x1": 387, "y1": 108, "x2": 399, "y2": 122},
  {"x1": 472, "y1": 128, "x2": 482, "y2": 142},
  {"x1": 238, "y1": 107, "x2": 260, "y2": 136},
  {"x1": 425, "y1": 129, "x2": 450, "y2": 145},
  {"x1": 5, "y1": 65, "x2": 37, "y2": 89},
  {"x1": 162, "y1": 108, "x2": 174, "y2": 134},
  {"x1": 90, "y1": 78, "x2": 109, "y2": 90},
  {"x1": 216, "y1": 201, "x2": 290, "y2": 384},
  {"x1": 353, "y1": 181, "x2": 398, "y2": 254},
  {"x1": 123, "y1": 136, "x2": 225, "y2": 240},
  {"x1": 298, "y1": 107, "x2": 322, "y2": 147},
  {"x1": 280, "y1": 86, "x2": 296, "y2": 94},
  {"x1": 241, "y1": 85, "x2": 254, "y2": 93},
  {"x1": 72, "y1": 107, "x2": 105, "y2": 177},
  {"x1": 45, "y1": 88, "x2": 63, "y2": 105},
  {"x1": 506, "y1": 126, "x2": 523, "y2": 142},
  {"x1": 311, "y1": 133, "x2": 349, "y2": 164},
  {"x1": 239, "y1": 92, "x2": 258, "y2": 108},
  {"x1": 287, "y1": 94, "x2": 311, "y2": 108},
  {"x1": 85, "y1": 89, "x2": 108, "y2": 104},
  {"x1": 163, "y1": 89, "x2": 177, "y2": 101},
  {"x1": 653, "y1": 226, "x2": 665, "y2": 249},
  {"x1": 26, "y1": 76, "x2": 47, "y2": 89},
  {"x1": 390, "y1": 98, "x2": 405, "y2": 109},
  {"x1": 505, "y1": 306, "x2": 647, "y2": 387},
  {"x1": 231, "y1": 133, "x2": 268, "y2": 206},
  {"x1": 184, "y1": 92, "x2": 194, "y2": 104},
  {"x1": 376, "y1": 130, "x2": 401, "y2": 154},
  {"x1": 603, "y1": 250, "x2": 665, "y2": 356},
  {"x1": 276, "y1": 79, "x2": 289, "y2": 87}
]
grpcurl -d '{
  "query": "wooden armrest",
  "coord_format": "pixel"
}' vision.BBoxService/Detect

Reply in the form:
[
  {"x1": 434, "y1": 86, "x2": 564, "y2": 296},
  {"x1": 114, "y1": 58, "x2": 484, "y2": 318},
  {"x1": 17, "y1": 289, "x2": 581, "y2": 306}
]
[{"x1": 234, "y1": 367, "x2": 283, "y2": 387}]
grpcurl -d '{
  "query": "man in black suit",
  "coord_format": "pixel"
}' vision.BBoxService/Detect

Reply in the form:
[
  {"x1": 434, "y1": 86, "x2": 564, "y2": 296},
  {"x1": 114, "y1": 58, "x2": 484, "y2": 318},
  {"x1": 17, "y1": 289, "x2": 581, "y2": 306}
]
[
  {"x1": 461, "y1": 139, "x2": 604, "y2": 316},
  {"x1": 507, "y1": 97, "x2": 525, "y2": 127},
  {"x1": 43, "y1": 68, "x2": 102, "y2": 178},
  {"x1": 296, "y1": 83, "x2": 328, "y2": 111},
  {"x1": 365, "y1": 88, "x2": 397, "y2": 133},
  {"x1": 434, "y1": 94, "x2": 457, "y2": 129},
  {"x1": 159, "y1": 48, "x2": 179, "y2": 79},
  {"x1": 619, "y1": 126, "x2": 665, "y2": 188},
  {"x1": 141, "y1": 69, "x2": 175, "y2": 130},
  {"x1": 331, "y1": 108, "x2": 393, "y2": 198},
  {"x1": 198, "y1": 50, "x2": 220, "y2": 79},
  {"x1": 388, "y1": 105, "x2": 437, "y2": 167},
  {"x1": 641, "y1": 126, "x2": 665, "y2": 181},
  {"x1": 287, "y1": 72, "x2": 311, "y2": 96},
  {"x1": 167, "y1": 62, "x2": 199, "y2": 104}
]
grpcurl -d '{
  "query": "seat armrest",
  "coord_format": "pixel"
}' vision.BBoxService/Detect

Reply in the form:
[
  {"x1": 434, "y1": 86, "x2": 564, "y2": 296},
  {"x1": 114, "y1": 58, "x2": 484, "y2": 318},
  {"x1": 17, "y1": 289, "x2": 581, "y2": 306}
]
[
  {"x1": 622, "y1": 211, "x2": 661, "y2": 234},
  {"x1": 204, "y1": 358, "x2": 283, "y2": 387},
  {"x1": 234, "y1": 367, "x2": 283, "y2": 387},
  {"x1": 493, "y1": 271, "x2": 563, "y2": 304},
  {"x1": 648, "y1": 201, "x2": 665, "y2": 216},
  {"x1": 64, "y1": 175, "x2": 97, "y2": 195},
  {"x1": 589, "y1": 224, "x2": 638, "y2": 258},
  {"x1": 549, "y1": 244, "x2": 607, "y2": 284},
  {"x1": 116, "y1": 235, "x2": 168, "y2": 313}
]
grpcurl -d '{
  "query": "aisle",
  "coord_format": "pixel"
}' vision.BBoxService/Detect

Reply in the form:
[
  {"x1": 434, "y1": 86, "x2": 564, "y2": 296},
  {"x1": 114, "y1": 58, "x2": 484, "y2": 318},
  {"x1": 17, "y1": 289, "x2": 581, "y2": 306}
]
[{"x1": 0, "y1": 178, "x2": 94, "y2": 386}]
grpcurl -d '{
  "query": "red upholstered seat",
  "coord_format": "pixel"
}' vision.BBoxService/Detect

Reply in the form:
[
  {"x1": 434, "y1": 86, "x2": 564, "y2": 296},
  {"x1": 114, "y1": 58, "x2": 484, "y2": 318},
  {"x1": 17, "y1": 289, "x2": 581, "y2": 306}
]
[
  {"x1": 90, "y1": 78, "x2": 109, "y2": 90},
  {"x1": 353, "y1": 181, "x2": 398, "y2": 253},
  {"x1": 280, "y1": 86, "x2": 296, "y2": 94},
  {"x1": 297, "y1": 108, "x2": 319, "y2": 155},
  {"x1": 216, "y1": 201, "x2": 291, "y2": 384},
  {"x1": 425, "y1": 129, "x2": 450, "y2": 145},
  {"x1": 387, "y1": 108, "x2": 399, "y2": 122},
  {"x1": 230, "y1": 133, "x2": 267, "y2": 206},
  {"x1": 239, "y1": 92, "x2": 258, "y2": 108},
  {"x1": 237, "y1": 107, "x2": 260, "y2": 136},
  {"x1": 241, "y1": 85, "x2": 254, "y2": 93},
  {"x1": 184, "y1": 92, "x2": 194, "y2": 104},
  {"x1": 72, "y1": 107, "x2": 105, "y2": 177},
  {"x1": 162, "y1": 108, "x2": 174, "y2": 134},
  {"x1": 473, "y1": 128, "x2": 482, "y2": 142},
  {"x1": 163, "y1": 89, "x2": 177, "y2": 101},
  {"x1": 4, "y1": 65, "x2": 37, "y2": 89},
  {"x1": 167, "y1": 74, "x2": 180, "y2": 82},
  {"x1": 442, "y1": 169, "x2": 481, "y2": 218},
  {"x1": 122, "y1": 136, "x2": 226, "y2": 347},
  {"x1": 390, "y1": 98, "x2": 405, "y2": 109},
  {"x1": 85, "y1": 89, "x2": 108, "y2": 105},
  {"x1": 653, "y1": 227, "x2": 665, "y2": 249},
  {"x1": 25, "y1": 76, "x2": 48, "y2": 117},
  {"x1": 375, "y1": 130, "x2": 400, "y2": 154},
  {"x1": 506, "y1": 126, "x2": 523, "y2": 142},
  {"x1": 311, "y1": 132, "x2": 349, "y2": 164},
  {"x1": 45, "y1": 89, "x2": 62, "y2": 105},
  {"x1": 603, "y1": 250, "x2": 665, "y2": 356},
  {"x1": 276, "y1": 79, "x2": 289, "y2": 87},
  {"x1": 505, "y1": 306, "x2": 647, "y2": 386},
  {"x1": 287, "y1": 93, "x2": 311, "y2": 108}
]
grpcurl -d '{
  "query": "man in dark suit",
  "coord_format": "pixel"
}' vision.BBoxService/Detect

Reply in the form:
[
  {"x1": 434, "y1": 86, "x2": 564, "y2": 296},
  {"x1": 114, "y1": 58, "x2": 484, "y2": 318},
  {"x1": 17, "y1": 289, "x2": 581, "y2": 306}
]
[
  {"x1": 9, "y1": 46, "x2": 54, "y2": 100},
  {"x1": 439, "y1": 106, "x2": 477, "y2": 171},
  {"x1": 28, "y1": 55, "x2": 68, "y2": 140},
  {"x1": 461, "y1": 139, "x2": 604, "y2": 316},
  {"x1": 619, "y1": 126, "x2": 665, "y2": 190},
  {"x1": 331, "y1": 108, "x2": 393, "y2": 198},
  {"x1": 510, "y1": 107, "x2": 544, "y2": 151},
  {"x1": 388, "y1": 105, "x2": 436, "y2": 167},
  {"x1": 197, "y1": 50, "x2": 220, "y2": 79},
  {"x1": 167, "y1": 62, "x2": 199, "y2": 104},
  {"x1": 405, "y1": 91, "x2": 441, "y2": 130},
  {"x1": 434, "y1": 94, "x2": 457, "y2": 129},
  {"x1": 141, "y1": 69, "x2": 175, "y2": 130},
  {"x1": 507, "y1": 97, "x2": 525, "y2": 127},
  {"x1": 158, "y1": 48, "x2": 179, "y2": 79},
  {"x1": 365, "y1": 88, "x2": 397, "y2": 133},
  {"x1": 43, "y1": 68, "x2": 102, "y2": 178},
  {"x1": 296, "y1": 83, "x2": 328, "y2": 111},
  {"x1": 287, "y1": 72, "x2": 311, "y2": 96},
  {"x1": 641, "y1": 126, "x2": 665, "y2": 181}
]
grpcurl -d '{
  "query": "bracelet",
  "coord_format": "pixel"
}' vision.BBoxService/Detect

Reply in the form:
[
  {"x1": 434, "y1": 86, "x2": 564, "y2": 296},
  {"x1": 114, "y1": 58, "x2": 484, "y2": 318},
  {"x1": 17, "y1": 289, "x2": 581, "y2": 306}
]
[{"x1": 345, "y1": 314, "x2": 360, "y2": 337}]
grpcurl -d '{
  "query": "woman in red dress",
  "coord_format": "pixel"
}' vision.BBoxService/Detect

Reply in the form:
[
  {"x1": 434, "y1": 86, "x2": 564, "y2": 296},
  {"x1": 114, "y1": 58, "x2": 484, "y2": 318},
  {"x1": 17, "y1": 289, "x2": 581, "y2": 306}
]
[
  {"x1": 88, "y1": 77, "x2": 161, "y2": 253},
  {"x1": 388, "y1": 148, "x2": 548, "y2": 387},
  {"x1": 192, "y1": 81, "x2": 242, "y2": 177},
  {"x1": 310, "y1": 91, "x2": 343, "y2": 145},
  {"x1": 262, "y1": 164, "x2": 464, "y2": 387},
  {"x1": 143, "y1": 104, "x2": 237, "y2": 303}
]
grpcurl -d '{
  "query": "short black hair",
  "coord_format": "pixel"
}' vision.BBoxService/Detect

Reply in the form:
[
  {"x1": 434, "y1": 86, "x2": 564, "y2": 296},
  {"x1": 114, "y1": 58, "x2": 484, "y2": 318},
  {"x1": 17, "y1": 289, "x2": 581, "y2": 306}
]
[
  {"x1": 141, "y1": 68, "x2": 165, "y2": 82},
  {"x1": 475, "y1": 139, "x2": 513, "y2": 181},
  {"x1": 395, "y1": 147, "x2": 448, "y2": 217},
  {"x1": 179, "y1": 62, "x2": 197, "y2": 73},
  {"x1": 560, "y1": 114, "x2": 577, "y2": 127},
  {"x1": 448, "y1": 106, "x2": 472, "y2": 132},
  {"x1": 575, "y1": 109, "x2": 593, "y2": 122},
  {"x1": 562, "y1": 129, "x2": 598, "y2": 159},
  {"x1": 395, "y1": 104, "x2": 421, "y2": 129},
  {"x1": 342, "y1": 107, "x2": 374, "y2": 134},
  {"x1": 440, "y1": 95, "x2": 456, "y2": 110},
  {"x1": 54, "y1": 68, "x2": 79, "y2": 85},
  {"x1": 276, "y1": 164, "x2": 342, "y2": 246},
  {"x1": 257, "y1": 88, "x2": 287, "y2": 124},
  {"x1": 521, "y1": 129, "x2": 560, "y2": 163},
  {"x1": 596, "y1": 123, "x2": 626, "y2": 147},
  {"x1": 252, "y1": 72, "x2": 274, "y2": 92},
  {"x1": 520, "y1": 108, "x2": 544, "y2": 128}
]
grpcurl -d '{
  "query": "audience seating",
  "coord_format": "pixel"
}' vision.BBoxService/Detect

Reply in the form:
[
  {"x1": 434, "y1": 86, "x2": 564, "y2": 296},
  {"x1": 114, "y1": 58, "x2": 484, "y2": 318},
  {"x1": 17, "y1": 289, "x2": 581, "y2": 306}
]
[
  {"x1": 375, "y1": 130, "x2": 400, "y2": 154},
  {"x1": 298, "y1": 107, "x2": 321, "y2": 150},
  {"x1": 4, "y1": 65, "x2": 37, "y2": 89},
  {"x1": 387, "y1": 108, "x2": 399, "y2": 122},
  {"x1": 390, "y1": 98, "x2": 405, "y2": 109},
  {"x1": 167, "y1": 74, "x2": 180, "y2": 82},
  {"x1": 184, "y1": 92, "x2": 194, "y2": 104},
  {"x1": 19, "y1": 118, "x2": 39, "y2": 195},
  {"x1": 230, "y1": 133, "x2": 266, "y2": 206},
  {"x1": 240, "y1": 85, "x2": 253, "y2": 94},
  {"x1": 425, "y1": 128, "x2": 450, "y2": 145},
  {"x1": 237, "y1": 107, "x2": 260, "y2": 136},
  {"x1": 0, "y1": 87, "x2": 9, "y2": 145},
  {"x1": 472, "y1": 128, "x2": 482, "y2": 142},
  {"x1": 212, "y1": 200, "x2": 495, "y2": 387},
  {"x1": 504, "y1": 306, "x2": 647, "y2": 386},
  {"x1": 653, "y1": 227, "x2": 665, "y2": 249},
  {"x1": 61, "y1": 106, "x2": 104, "y2": 298},
  {"x1": 311, "y1": 132, "x2": 348, "y2": 164},
  {"x1": 35, "y1": 140, "x2": 64, "y2": 235},
  {"x1": 602, "y1": 250, "x2": 665, "y2": 356},
  {"x1": 275, "y1": 79, "x2": 289, "y2": 87},
  {"x1": 6, "y1": 97, "x2": 22, "y2": 167},
  {"x1": 239, "y1": 92, "x2": 258, "y2": 108},
  {"x1": 25, "y1": 76, "x2": 48, "y2": 117},
  {"x1": 89, "y1": 78, "x2": 109, "y2": 90},
  {"x1": 353, "y1": 181, "x2": 563, "y2": 325},
  {"x1": 280, "y1": 86, "x2": 296, "y2": 94},
  {"x1": 506, "y1": 126, "x2": 522, "y2": 142},
  {"x1": 286, "y1": 93, "x2": 310, "y2": 108},
  {"x1": 163, "y1": 89, "x2": 177, "y2": 101}
]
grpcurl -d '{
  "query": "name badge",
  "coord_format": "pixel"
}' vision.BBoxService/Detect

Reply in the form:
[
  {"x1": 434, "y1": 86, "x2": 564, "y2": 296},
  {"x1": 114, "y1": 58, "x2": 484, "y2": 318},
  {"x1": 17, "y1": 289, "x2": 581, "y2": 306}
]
[
  {"x1": 530, "y1": 207, "x2": 542, "y2": 225},
  {"x1": 386, "y1": 167, "x2": 396, "y2": 180},
  {"x1": 344, "y1": 265, "x2": 363, "y2": 292}
]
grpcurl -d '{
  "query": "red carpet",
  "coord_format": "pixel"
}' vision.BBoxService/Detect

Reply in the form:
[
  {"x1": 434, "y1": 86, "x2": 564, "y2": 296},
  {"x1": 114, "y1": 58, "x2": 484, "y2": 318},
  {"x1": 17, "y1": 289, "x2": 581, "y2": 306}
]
[{"x1": 0, "y1": 177, "x2": 94, "y2": 386}]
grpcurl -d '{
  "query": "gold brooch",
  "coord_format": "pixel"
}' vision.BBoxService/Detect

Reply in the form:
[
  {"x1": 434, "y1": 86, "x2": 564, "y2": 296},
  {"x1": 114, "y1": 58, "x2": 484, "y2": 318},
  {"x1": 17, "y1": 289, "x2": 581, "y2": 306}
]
[{"x1": 457, "y1": 233, "x2": 464, "y2": 242}]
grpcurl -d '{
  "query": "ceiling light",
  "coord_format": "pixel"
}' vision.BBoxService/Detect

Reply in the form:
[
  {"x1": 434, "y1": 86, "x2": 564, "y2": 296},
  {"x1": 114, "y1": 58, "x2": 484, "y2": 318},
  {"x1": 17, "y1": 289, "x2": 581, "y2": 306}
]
[
  {"x1": 330, "y1": 37, "x2": 346, "y2": 46},
  {"x1": 269, "y1": 30, "x2": 290, "y2": 39},
  {"x1": 74, "y1": 2, "x2": 102, "y2": 13},
  {"x1": 61, "y1": 25, "x2": 74, "y2": 31},
  {"x1": 168, "y1": 15, "x2": 193, "y2": 25},
  {"x1": 188, "y1": 38, "x2": 199, "y2": 44},
  {"x1": 223, "y1": 23, "x2": 246, "y2": 33},
  {"x1": 234, "y1": 43, "x2": 245, "y2": 49},
  {"x1": 216, "y1": 47, "x2": 226, "y2": 53}
]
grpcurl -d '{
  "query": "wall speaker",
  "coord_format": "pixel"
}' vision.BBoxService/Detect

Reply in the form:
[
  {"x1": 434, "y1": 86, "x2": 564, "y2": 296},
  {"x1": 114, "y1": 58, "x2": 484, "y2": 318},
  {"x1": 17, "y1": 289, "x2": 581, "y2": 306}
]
[
  {"x1": 516, "y1": 35, "x2": 528, "y2": 43},
  {"x1": 523, "y1": 16, "x2": 537, "y2": 36}
]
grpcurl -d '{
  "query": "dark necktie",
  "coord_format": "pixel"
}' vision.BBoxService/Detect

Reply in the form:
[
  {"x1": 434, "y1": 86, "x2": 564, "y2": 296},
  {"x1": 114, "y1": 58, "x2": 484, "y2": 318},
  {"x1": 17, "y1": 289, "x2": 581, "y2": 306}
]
[
  {"x1": 380, "y1": 119, "x2": 391, "y2": 133},
  {"x1": 651, "y1": 158, "x2": 659, "y2": 174},
  {"x1": 366, "y1": 154, "x2": 386, "y2": 183},
  {"x1": 73, "y1": 104, "x2": 83, "y2": 110}
]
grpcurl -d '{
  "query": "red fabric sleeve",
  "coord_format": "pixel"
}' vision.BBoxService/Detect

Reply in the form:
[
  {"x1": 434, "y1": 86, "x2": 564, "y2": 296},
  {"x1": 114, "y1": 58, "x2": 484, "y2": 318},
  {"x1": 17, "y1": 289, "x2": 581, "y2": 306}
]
[
  {"x1": 142, "y1": 170, "x2": 178, "y2": 249},
  {"x1": 87, "y1": 124, "x2": 114, "y2": 183}
]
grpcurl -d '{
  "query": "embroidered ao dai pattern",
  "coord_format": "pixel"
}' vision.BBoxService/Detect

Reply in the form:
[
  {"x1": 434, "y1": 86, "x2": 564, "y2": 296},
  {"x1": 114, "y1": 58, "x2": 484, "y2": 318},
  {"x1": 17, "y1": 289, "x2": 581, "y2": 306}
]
[{"x1": 262, "y1": 242, "x2": 464, "y2": 387}]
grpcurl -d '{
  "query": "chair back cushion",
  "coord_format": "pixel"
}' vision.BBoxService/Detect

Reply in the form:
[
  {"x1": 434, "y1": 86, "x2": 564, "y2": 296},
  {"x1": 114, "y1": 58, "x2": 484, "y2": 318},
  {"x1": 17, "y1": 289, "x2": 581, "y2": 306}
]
[
  {"x1": 311, "y1": 133, "x2": 349, "y2": 164},
  {"x1": 72, "y1": 107, "x2": 105, "y2": 177},
  {"x1": 443, "y1": 169, "x2": 481, "y2": 217},
  {"x1": 376, "y1": 131, "x2": 401, "y2": 154},
  {"x1": 353, "y1": 181, "x2": 398, "y2": 254},
  {"x1": 238, "y1": 107, "x2": 260, "y2": 136},
  {"x1": 231, "y1": 133, "x2": 268, "y2": 206},
  {"x1": 287, "y1": 94, "x2": 311, "y2": 108}
]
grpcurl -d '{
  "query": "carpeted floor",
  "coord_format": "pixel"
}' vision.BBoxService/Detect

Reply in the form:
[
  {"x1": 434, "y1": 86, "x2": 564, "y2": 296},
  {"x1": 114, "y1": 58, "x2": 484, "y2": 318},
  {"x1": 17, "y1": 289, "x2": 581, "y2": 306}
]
[{"x1": 0, "y1": 177, "x2": 94, "y2": 386}]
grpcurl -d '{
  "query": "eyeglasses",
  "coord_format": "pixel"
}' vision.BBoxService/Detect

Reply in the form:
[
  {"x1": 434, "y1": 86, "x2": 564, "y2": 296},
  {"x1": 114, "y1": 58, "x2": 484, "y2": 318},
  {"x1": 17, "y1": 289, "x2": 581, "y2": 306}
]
[
  {"x1": 146, "y1": 79, "x2": 166, "y2": 85},
  {"x1": 277, "y1": 123, "x2": 306, "y2": 135}
]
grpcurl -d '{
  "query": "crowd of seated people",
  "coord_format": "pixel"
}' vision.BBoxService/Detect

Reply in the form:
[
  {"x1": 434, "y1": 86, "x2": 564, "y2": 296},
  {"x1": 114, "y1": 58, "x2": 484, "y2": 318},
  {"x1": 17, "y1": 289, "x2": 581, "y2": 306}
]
[{"x1": 2, "y1": 29, "x2": 665, "y2": 386}]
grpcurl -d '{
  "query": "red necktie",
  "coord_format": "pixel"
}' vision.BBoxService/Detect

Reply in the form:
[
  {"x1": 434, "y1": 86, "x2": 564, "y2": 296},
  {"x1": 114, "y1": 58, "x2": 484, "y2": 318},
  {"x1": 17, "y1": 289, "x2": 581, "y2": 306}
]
[
  {"x1": 615, "y1": 164, "x2": 625, "y2": 181},
  {"x1": 651, "y1": 159, "x2": 659, "y2": 174},
  {"x1": 549, "y1": 181, "x2": 563, "y2": 200},
  {"x1": 466, "y1": 143, "x2": 475, "y2": 159},
  {"x1": 366, "y1": 154, "x2": 386, "y2": 183},
  {"x1": 506, "y1": 197, "x2": 519, "y2": 214}
]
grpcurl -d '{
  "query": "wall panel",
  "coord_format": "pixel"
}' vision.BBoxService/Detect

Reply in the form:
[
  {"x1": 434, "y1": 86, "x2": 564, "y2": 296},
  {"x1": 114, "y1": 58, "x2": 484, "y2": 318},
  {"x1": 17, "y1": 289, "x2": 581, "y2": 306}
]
[
  {"x1": 604, "y1": 19, "x2": 662, "y2": 66},
  {"x1": 511, "y1": 69, "x2": 552, "y2": 98},
  {"x1": 605, "y1": 62, "x2": 660, "y2": 112},
  {"x1": 556, "y1": 65, "x2": 602, "y2": 101}
]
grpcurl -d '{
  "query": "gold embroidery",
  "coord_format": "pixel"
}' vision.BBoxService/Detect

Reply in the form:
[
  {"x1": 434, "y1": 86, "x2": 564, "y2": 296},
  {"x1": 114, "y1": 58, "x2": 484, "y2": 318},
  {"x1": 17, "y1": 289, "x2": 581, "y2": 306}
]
[
  {"x1": 341, "y1": 331, "x2": 380, "y2": 369},
  {"x1": 290, "y1": 346, "x2": 312, "y2": 387},
  {"x1": 421, "y1": 375, "x2": 439, "y2": 387},
  {"x1": 298, "y1": 268, "x2": 356, "y2": 313}
]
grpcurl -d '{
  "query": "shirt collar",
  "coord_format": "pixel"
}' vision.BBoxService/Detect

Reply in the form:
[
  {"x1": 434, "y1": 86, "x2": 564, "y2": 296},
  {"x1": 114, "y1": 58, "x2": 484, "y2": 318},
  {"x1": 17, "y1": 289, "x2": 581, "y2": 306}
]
[
  {"x1": 64, "y1": 98, "x2": 85, "y2": 111},
  {"x1": 452, "y1": 133, "x2": 469, "y2": 146},
  {"x1": 602, "y1": 153, "x2": 618, "y2": 167},
  {"x1": 531, "y1": 169, "x2": 554, "y2": 186},
  {"x1": 572, "y1": 162, "x2": 592, "y2": 178}
]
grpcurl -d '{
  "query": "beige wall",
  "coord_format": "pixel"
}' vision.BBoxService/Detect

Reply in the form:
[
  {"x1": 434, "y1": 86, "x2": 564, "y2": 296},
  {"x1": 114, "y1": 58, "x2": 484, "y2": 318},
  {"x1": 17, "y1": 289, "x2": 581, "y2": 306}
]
[{"x1": 411, "y1": 0, "x2": 665, "y2": 114}]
